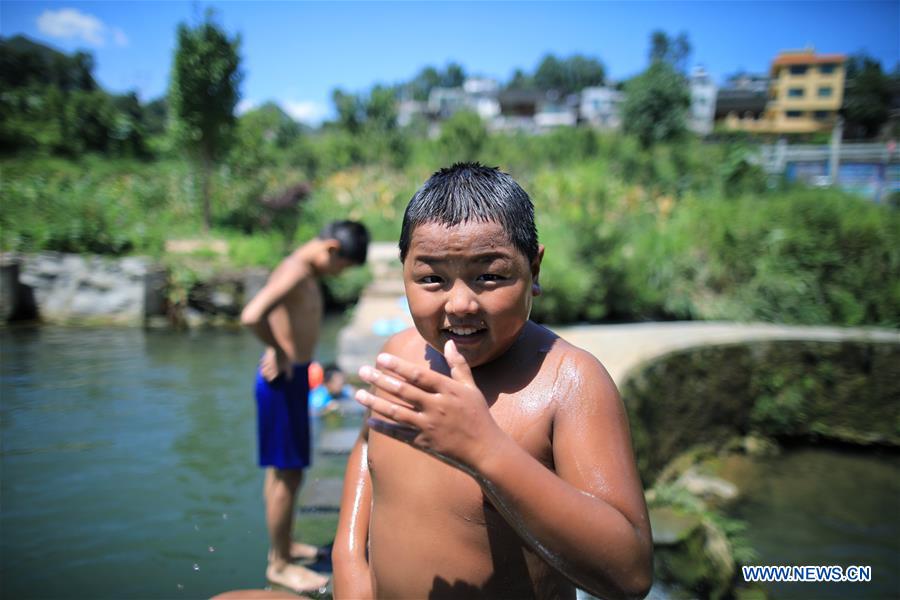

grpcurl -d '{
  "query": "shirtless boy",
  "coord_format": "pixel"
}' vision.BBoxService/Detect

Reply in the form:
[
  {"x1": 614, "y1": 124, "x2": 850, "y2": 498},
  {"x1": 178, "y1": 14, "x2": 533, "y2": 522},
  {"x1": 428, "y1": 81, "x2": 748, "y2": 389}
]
[
  {"x1": 241, "y1": 220, "x2": 369, "y2": 594},
  {"x1": 333, "y1": 164, "x2": 652, "y2": 599}
]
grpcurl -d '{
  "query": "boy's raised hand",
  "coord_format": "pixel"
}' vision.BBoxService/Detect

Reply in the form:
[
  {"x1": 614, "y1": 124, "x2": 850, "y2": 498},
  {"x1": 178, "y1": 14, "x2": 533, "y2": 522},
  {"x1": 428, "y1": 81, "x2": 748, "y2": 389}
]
[{"x1": 356, "y1": 340, "x2": 506, "y2": 474}]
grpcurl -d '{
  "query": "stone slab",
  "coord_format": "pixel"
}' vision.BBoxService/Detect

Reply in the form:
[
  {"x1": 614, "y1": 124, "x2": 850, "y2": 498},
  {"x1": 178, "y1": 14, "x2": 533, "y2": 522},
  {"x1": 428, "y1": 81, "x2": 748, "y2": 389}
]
[
  {"x1": 298, "y1": 477, "x2": 345, "y2": 511},
  {"x1": 318, "y1": 428, "x2": 361, "y2": 455}
]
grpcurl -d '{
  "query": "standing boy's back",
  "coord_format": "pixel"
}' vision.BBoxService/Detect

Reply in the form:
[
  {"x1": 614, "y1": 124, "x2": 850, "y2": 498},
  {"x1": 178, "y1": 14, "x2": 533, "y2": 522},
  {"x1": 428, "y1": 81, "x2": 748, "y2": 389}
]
[{"x1": 333, "y1": 164, "x2": 652, "y2": 599}]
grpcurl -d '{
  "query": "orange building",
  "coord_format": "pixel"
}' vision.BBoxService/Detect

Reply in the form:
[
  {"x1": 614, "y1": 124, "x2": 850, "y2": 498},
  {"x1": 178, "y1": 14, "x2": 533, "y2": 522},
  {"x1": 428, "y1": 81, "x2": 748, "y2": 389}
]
[{"x1": 723, "y1": 48, "x2": 846, "y2": 134}]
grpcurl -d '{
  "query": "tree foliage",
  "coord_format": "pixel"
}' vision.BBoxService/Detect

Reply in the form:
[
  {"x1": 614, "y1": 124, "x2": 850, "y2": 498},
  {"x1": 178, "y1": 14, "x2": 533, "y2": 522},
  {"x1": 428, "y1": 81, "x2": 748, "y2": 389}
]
[
  {"x1": 649, "y1": 30, "x2": 691, "y2": 74},
  {"x1": 438, "y1": 110, "x2": 487, "y2": 162},
  {"x1": 169, "y1": 11, "x2": 242, "y2": 229},
  {"x1": 534, "y1": 53, "x2": 606, "y2": 95},
  {"x1": 0, "y1": 35, "x2": 150, "y2": 156},
  {"x1": 403, "y1": 63, "x2": 467, "y2": 100},
  {"x1": 843, "y1": 53, "x2": 895, "y2": 139},
  {"x1": 506, "y1": 54, "x2": 605, "y2": 94},
  {"x1": 623, "y1": 61, "x2": 690, "y2": 147}
]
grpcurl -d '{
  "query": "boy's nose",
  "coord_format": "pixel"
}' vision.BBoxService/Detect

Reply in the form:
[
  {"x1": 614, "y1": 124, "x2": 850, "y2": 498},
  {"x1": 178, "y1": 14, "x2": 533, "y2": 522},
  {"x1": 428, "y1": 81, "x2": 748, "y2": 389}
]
[{"x1": 444, "y1": 281, "x2": 479, "y2": 315}]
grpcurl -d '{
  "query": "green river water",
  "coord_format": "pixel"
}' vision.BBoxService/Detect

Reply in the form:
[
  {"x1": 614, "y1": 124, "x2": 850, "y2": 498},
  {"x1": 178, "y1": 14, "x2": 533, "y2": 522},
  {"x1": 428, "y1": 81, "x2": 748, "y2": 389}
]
[{"x1": 1, "y1": 321, "x2": 351, "y2": 600}]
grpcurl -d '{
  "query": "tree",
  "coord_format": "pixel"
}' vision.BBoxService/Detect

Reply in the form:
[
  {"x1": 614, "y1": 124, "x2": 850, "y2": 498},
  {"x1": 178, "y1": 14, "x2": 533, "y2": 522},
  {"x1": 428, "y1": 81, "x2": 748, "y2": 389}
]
[
  {"x1": 506, "y1": 68, "x2": 534, "y2": 91},
  {"x1": 232, "y1": 102, "x2": 300, "y2": 171},
  {"x1": 439, "y1": 110, "x2": 486, "y2": 162},
  {"x1": 169, "y1": 11, "x2": 242, "y2": 231},
  {"x1": 623, "y1": 61, "x2": 690, "y2": 147},
  {"x1": 534, "y1": 53, "x2": 605, "y2": 95},
  {"x1": 843, "y1": 54, "x2": 893, "y2": 139},
  {"x1": 649, "y1": 30, "x2": 691, "y2": 74}
]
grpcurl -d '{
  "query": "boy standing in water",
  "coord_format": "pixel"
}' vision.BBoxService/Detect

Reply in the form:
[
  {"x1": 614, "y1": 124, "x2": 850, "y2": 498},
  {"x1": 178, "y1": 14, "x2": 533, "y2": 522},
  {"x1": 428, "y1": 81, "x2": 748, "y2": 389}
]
[
  {"x1": 333, "y1": 164, "x2": 652, "y2": 599},
  {"x1": 241, "y1": 220, "x2": 369, "y2": 594}
]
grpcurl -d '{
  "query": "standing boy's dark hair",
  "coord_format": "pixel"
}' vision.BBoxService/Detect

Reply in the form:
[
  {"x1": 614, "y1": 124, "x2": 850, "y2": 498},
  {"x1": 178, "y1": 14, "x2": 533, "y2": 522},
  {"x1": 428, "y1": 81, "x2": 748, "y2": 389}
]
[
  {"x1": 319, "y1": 220, "x2": 370, "y2": 264},
  {"x1": 399, "y1": 163, "x2": 539, "y2": 263}
]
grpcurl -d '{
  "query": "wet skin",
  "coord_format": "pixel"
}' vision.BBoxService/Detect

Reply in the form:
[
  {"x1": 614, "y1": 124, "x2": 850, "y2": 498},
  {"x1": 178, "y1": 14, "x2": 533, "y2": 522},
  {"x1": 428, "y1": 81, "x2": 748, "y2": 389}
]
[{"x1": 333, "y1": 221, "x2": 652, "y2": 600}]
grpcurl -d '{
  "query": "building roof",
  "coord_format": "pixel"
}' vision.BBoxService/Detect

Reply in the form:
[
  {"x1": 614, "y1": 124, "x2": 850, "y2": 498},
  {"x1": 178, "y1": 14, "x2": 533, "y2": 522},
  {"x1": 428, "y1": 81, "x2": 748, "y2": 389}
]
[
  {"x1": 771, "y1": 51, "x2": 846, "y2": 68},
  {"x1": 715, "y1": 89, "x2": 768, "y2": 118}
]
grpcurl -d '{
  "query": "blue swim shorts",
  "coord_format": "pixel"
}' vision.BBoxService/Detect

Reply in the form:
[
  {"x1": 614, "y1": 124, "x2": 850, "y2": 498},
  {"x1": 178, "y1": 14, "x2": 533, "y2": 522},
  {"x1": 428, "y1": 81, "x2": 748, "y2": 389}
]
[{"x1": 255, "y1": 361, "x2": 311, "y2": 470}]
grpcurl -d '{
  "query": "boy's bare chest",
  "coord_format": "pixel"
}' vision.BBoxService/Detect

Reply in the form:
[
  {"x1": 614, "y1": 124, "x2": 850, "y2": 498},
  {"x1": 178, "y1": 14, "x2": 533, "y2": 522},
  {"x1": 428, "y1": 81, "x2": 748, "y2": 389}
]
[{"x1": 368, "y1": 388, "x2": 556, "y2": 518}]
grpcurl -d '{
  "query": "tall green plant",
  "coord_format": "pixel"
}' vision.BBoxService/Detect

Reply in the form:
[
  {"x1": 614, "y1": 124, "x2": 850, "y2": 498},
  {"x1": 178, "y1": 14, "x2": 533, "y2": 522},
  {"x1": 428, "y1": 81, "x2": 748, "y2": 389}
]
[{"x1": 169, "y1": 10, "x2": 242, "y2": 231}]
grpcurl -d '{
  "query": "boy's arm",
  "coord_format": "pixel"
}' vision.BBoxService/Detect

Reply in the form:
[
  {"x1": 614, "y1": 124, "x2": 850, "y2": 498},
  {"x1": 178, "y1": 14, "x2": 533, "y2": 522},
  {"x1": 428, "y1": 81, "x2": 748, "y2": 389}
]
[
  {"x1": 240, "y1": 252, "x2": 311, "y2": 355},
  {"x1": 356, "y1": 342, "x2": 653, "y2": 600},
  {"x1": 333, "y1": 422, "x2": 373, "y2": 600}
]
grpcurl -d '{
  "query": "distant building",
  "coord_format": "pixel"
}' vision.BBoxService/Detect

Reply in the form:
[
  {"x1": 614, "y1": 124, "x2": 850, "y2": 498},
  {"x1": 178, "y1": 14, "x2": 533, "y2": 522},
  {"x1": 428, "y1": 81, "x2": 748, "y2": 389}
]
[
  {"x1": 720, "y1": 48, "x2": 846, "y2": 134},
  {"x1": 765, "y1": 48, "x2": 846, "y2": 133},
  {"x1": 579, "y1": 86, "x2": 624, "y2": 130},
  {"x1": 726, "y1": 72, "x2": 770, "y2": 93},
  {"x1": 427, "y1": 87, "x2": 467, "y2": 119},
  {"x1": 688, "y1": 66, "x2": 717, "y2": 136},
  {"x1": 535, "y1": 92, "x2": 578, "y2": 128},
  {"x1": 463, "y1": 77, "x2": 501, "y2": 120},
  {"x1": 397, "y1": 99, "x2": 426, "y2": 128},
  {"x1": 715, "y1": 71, "x2": 770, "y2": 130},
  {"x1": 425, "y1": 78, "x2": 501, "y2": 122}
]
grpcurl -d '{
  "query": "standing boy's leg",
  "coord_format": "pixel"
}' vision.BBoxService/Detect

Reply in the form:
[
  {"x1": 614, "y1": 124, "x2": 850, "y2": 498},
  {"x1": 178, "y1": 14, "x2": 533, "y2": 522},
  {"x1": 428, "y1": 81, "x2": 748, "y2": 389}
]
[
  {"x1": 265, "y1": 467, "x2": 304, "y2": 564},
  {"x1": 264, "y1": 467, "x2": 328, "y2": 591},
  {"x1": 257, "y1": 363, "x2": 328, "y2": 593}
]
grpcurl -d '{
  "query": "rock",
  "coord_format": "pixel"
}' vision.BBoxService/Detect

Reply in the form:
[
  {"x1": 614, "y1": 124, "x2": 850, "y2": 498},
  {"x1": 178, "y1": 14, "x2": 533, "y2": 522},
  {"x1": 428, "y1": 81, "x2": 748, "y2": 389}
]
[
  {"x1": 703, "y1": 521, "x2": 737, "y2": 600},
  {"x1": 677, "y1": 467, "x2": 738, "y2": 502},
  {"x1": 183, "y1": 307, "x2": 207, "y2": 329},
  {"x1": 742, "y1": 434, "x2": 780, "y2": 457},
  {"x1": 650, "y1": 506, "x2": 702, "y2": 546},
  {"x1": 651, "y1": 505, "x2": 737, "y2": 599}
]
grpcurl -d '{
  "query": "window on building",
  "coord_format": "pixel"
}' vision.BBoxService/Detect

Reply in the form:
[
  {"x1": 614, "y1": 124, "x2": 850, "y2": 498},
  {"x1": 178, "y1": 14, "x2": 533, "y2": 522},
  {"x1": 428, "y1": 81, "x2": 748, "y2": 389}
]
[
  {"x1": 814, "y1": 111, "x2": 830, "y2": 120},
  {"x1": 788, "y1": 88, "x2": 805, "y2": 97},
  {"x1": 786, "y1": 110, "x2": 803, "y2": 118},
  {"x1": 789, "y1": 65, "x2": 808, "y2": 75},
  {"x1": 819, "y1": 64, "x2": 836, "y2": 74},
  {"x1": 818, "y1": 87, "x2": 832, "y2": 97}
]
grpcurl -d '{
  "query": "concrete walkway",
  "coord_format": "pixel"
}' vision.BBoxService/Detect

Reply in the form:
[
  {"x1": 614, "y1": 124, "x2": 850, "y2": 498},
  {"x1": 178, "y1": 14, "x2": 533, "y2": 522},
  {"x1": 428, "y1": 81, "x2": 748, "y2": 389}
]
[
  {"x1": 338, "y1": 243, "x2": 900, "y2": 386},
  {"x1": 553, "y1": 321, "x2": 900, "y2": 386}
]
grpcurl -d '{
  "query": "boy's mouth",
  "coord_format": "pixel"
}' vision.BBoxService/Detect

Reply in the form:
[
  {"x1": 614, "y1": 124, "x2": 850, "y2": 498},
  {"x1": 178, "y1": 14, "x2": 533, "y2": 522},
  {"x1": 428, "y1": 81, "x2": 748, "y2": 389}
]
[{"x1": 442, "y1": 324, "x2": 487, "y2": 345}]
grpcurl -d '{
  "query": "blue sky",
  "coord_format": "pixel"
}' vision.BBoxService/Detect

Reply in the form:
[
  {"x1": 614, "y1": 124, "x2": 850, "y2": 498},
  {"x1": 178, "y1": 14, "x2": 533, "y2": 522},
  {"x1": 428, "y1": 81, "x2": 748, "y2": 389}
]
[{"x1": 2, "y1": 1, "x2": 898, "y2": 124}]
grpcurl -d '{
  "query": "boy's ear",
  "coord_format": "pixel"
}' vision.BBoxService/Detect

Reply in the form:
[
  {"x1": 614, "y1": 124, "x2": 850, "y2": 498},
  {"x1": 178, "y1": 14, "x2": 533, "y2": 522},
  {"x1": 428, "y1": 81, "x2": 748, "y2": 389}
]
[
  {"x1": 323, "y1": 238, "x2": 341, "y2": 255},
  {"x1": 531, "y1": 245, "x2": 544, "y2": 297}
]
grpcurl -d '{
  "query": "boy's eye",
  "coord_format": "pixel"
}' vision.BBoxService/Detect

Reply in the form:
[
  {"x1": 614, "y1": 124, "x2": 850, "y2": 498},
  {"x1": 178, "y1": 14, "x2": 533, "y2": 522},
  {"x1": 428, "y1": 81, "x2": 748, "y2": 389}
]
[
  {"x1": 477, "y1": 274, "x2": 504, "y2": 283},
  {"x1": 420, "y1": 275, "x2": 443, "y2": 285}
]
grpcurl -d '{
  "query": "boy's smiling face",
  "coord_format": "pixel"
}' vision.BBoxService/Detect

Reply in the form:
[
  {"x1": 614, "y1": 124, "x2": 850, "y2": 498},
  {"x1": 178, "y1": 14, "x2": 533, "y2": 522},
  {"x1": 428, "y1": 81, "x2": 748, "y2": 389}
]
[{"x1": 403, "y1": 220, "x2": 543, "y2": 368}]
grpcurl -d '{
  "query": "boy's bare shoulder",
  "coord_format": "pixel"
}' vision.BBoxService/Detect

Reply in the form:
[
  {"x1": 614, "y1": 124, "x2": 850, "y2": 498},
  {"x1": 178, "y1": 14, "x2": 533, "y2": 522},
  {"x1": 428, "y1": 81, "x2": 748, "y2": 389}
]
[{"x1": 540, "y1": 327, "x2": 618, "y2": 403}]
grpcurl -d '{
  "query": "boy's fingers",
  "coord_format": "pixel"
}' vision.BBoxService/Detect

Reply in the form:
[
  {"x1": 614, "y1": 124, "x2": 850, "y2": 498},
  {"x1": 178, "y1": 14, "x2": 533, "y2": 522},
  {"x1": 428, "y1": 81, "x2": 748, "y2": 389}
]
[
  {"x1": 355, "y1": 389, "x2": 424, "y2": 429},
  {"x1": 444, "y1": 340, "x2": 475, "y2": 386},
  {"x1": 373, "y1": 354, "x2": 442, "y2": 393},
  {"x1": 358, "y1": 366, "x2": 430, "y2": 408}
]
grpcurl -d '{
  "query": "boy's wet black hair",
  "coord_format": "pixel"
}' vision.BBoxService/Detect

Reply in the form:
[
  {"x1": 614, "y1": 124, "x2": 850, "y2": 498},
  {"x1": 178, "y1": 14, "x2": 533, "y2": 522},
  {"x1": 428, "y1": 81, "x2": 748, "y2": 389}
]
[
  {"x1": 399, "y1": 163, "x2": 539, "y2": 263},
  {"x1": 319, "y1": 220, "x2": 370, "y2": 264}
]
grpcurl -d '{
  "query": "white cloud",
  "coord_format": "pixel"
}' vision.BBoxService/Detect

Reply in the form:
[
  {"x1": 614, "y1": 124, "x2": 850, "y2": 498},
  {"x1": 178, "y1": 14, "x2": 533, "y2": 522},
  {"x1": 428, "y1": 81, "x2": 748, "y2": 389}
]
[
  {"x1": 236, "y1": 99, "x2": 258, "y2": 115},
  {"x1": 112, "y1": 27, "x2": 129, "y2": 47},
  {"x1": 280, "y1": 100, "x2": 329, "y2": 125},
  {"x1": 36, "y1": 8, "x2": 128, "y2": 48}
]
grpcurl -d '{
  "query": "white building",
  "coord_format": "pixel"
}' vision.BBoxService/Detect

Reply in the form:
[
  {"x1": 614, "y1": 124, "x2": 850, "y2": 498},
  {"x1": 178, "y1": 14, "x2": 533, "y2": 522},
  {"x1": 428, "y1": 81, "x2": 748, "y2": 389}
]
[
  {"x1": 397, "y1": 99, "x2": 426, "y2": 127},
  {"x1": 689, "y1": 65, "x2": 717, "y2": 136},
  {"x1": 579, "y1": 86, "x2": 624, "y2": 130}
]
